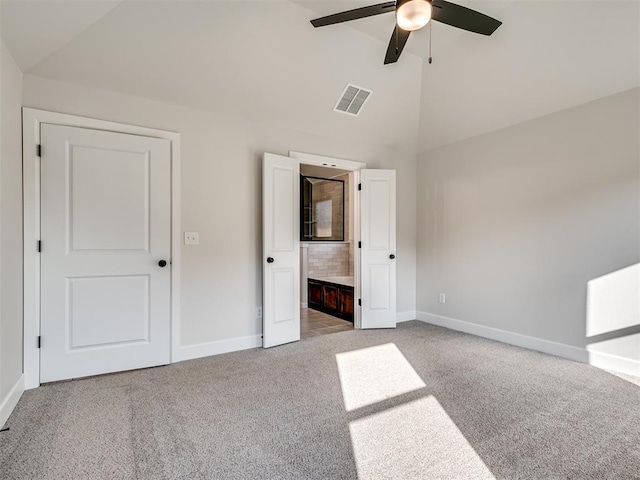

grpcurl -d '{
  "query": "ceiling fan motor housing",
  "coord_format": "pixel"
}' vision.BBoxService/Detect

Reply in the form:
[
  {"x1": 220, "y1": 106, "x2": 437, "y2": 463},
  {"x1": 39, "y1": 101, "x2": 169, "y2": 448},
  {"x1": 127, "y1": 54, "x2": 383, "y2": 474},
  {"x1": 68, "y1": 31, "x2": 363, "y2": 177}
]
[
  {"x1": 396, "y1": 0, "x2": 433, "y2": 8},
  {"x1": 396, "y1": 0, "x2": 433, "y2": 32}
]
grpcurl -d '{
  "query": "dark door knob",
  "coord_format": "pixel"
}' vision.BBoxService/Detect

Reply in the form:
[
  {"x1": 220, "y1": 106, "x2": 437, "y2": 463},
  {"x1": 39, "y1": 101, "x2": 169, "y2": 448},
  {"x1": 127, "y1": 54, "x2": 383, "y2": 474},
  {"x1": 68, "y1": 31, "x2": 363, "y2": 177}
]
[
  {"x1": 158, "y1": 260, "x2": 168, "y2": 267},
  {"x1": 389, "y1": 254, "x2": 396, "y2": 259},
  {"x1": 267, "y1": 257, "x2": 274, "y2": 263}
]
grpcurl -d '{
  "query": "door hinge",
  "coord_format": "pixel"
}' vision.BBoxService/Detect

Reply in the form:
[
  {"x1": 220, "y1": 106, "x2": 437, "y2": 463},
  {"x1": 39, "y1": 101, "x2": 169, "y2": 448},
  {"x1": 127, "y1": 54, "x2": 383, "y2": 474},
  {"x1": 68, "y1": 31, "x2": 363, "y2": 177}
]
[
  {"x1": 358, "y1": 241, "x2": 361, "y2": 249},
  {"x1": 37, "y1": 336, "x2": 41, "y2": 349},
  {"x1": 36, "y1": 145, "x2": 41, "y2": 157},
  {"x1": 358, "y1": 183, "x2": 361, "y2": 191},
  {"x1": 358, "y1": 299, "x2": 361, "y2": 306},
  {"x1": 37, "y1": 240, "x2": 41, "y2": 252}
]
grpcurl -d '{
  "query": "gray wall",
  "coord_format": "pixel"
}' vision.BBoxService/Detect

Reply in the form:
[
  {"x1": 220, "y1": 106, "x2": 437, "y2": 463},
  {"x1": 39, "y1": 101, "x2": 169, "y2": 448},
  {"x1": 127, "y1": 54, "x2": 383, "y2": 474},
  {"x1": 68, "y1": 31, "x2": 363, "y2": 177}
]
[
  {"x1": 0, "y1": 40, "x2": 24, "y2": 403},
  {"x1": 23, "y1": 74, "x2": 418, "y2": 349},
  {"x1": 417, "y1": 88, "x2": 639, "y2": 356}
]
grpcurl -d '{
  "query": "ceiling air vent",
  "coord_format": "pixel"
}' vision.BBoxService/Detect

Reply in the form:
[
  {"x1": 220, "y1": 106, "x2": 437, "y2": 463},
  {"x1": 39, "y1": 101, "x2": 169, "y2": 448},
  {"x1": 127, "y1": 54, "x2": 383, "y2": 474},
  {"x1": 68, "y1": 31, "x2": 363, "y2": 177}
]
[{"x1": 334, "y1": 84, "x2": 372, "y2": 117}]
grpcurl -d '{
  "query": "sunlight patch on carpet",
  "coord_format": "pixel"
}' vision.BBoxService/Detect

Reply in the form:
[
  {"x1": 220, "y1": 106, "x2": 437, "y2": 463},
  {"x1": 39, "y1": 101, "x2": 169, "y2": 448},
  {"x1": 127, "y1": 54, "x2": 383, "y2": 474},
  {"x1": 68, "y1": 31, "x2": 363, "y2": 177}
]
[
  {"x1": 336, "y1": 343, "x2": 426, "y2": 412},
  {"x1": 349, "y1": 396, "x2": 495, "y2": 480}
]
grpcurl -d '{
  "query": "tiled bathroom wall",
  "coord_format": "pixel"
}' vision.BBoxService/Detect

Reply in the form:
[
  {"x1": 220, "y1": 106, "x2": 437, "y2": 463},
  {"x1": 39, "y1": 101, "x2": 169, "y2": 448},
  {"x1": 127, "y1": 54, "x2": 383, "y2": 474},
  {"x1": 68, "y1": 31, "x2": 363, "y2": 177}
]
[{"x1": 307, "y1": 243, "x2": 351, "y2": 277}]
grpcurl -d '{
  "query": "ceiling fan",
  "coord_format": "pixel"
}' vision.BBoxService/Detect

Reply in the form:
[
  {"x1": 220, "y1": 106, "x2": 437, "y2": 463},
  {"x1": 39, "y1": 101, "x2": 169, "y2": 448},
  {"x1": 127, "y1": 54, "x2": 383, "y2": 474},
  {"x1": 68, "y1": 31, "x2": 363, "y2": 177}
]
[{"x1": 310, "y1": 0, "x2": 502, "y2": 64}]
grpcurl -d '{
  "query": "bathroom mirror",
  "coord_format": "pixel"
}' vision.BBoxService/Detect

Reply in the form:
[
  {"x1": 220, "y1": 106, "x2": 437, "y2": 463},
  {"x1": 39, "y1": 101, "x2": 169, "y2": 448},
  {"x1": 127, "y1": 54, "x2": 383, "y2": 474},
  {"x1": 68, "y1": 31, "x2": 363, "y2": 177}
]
[{"x1": 300, "y1": 175, "x2": 344, "y2": 241}]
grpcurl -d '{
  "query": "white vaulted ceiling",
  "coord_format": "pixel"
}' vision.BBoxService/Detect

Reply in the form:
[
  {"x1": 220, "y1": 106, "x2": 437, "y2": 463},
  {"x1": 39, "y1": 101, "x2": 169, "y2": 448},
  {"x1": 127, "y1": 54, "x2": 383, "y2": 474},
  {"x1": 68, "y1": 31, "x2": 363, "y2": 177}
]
[
  {"x1": 2, "y1": 0, "x2": 423, "y2": 150},
  {"x1": 0, "y1": 0, "x2": 124, "y2": 71},
  {"x1": 1, "y1": 0, "x2": 639, "y2": 152},
  {"x1": 416, "y1": 0, "x2": 640, "y2": 151},
  {"x1": 297, "y1": 0, "x2": 640, "y2": 150}
]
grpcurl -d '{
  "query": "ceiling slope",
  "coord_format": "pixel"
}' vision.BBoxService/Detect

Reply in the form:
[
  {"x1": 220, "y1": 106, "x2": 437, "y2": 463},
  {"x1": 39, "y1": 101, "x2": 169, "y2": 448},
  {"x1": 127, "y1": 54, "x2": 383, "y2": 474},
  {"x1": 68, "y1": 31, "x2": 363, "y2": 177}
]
[
  {"x1": 19, "y1": 0, "x2": 422, "y2": 151},
  {"x1": 0, "y1": 0, "x2": 124, "y2": 71},
  {"x1": 418, "y1": 0, "x2": 640, "y2": 151},
  {"x1": 2, "y1": 1, "x2": 637, "y2": 154}
]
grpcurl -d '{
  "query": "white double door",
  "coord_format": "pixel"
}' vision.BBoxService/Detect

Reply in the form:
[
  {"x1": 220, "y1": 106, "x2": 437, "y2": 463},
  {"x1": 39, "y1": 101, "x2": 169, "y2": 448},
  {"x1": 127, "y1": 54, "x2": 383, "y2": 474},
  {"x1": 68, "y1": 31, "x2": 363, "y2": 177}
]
[
  {"x1": 262, "y1": 153, "x2": 396, "y2": 348},
  {"x1": 40, "y1": 124, "x2": 171, "y2": 382}
]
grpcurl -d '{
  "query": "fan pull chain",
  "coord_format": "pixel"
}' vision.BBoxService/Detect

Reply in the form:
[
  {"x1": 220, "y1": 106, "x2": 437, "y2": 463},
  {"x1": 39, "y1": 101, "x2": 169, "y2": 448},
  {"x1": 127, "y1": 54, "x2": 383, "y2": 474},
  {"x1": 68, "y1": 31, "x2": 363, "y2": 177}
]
[{"x1": 428, "y1": 23, "x2": 433, "y2": 64}]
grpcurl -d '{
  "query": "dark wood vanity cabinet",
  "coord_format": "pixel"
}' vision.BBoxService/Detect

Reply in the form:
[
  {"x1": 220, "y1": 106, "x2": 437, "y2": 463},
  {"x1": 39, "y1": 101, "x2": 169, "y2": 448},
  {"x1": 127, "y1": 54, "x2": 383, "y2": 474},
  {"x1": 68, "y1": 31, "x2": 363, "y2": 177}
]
[
  {"x1": 338, "y1": 288, "x2": 354, "y2": 320},
  {"x1": 308, "y1": 280, "x2": 324, "y2": 312},
  {"x1": 308, "y1": 279, "x2": 354, "y2": 322}
]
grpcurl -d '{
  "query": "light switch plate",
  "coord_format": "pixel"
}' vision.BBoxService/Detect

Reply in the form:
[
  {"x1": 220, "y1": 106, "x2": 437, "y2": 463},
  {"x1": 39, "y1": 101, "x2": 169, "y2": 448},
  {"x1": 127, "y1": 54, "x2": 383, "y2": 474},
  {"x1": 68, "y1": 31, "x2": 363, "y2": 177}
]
[{"x1": 184, "y1": 232, "x2": 199, "y2": 245}]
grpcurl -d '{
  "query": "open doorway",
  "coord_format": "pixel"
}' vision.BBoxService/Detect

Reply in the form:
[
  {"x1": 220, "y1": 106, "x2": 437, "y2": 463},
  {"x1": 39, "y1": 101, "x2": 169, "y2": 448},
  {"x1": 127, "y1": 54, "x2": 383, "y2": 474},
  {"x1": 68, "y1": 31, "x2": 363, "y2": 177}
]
[
  {"x1": 262, "y1": 151, "x2": 396, "y2": 349},
  {"x1": 299, "y1": 165, "x2": 355, "y2": 339}
]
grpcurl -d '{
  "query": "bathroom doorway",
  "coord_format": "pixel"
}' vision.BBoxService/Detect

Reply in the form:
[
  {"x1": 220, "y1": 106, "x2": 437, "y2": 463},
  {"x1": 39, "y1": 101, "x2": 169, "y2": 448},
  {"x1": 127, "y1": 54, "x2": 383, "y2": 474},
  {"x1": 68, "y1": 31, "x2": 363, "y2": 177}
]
[
  {"x1": 262, "y1": 151, "x2": 397, "y2": 349},
  {"x1": 299, "y1": 165, "x2": 355, "y2": 339}
]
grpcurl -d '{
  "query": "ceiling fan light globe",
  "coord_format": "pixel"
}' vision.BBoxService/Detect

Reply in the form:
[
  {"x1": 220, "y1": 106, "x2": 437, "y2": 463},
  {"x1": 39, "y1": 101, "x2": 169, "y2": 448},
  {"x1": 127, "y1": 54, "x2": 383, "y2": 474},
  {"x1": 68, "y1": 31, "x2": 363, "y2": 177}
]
[{"x1": 396, "y1": 0, "x2": 432, "y2": 31}]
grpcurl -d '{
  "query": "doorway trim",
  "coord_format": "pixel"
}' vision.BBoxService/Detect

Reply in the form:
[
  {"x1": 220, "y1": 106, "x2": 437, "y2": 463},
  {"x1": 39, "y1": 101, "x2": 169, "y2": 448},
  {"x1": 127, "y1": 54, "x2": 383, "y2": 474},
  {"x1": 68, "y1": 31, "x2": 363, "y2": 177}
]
[
  {"x1": 289, "y1": 151, "x2": 366, "y2": 172},
  {"x1": 22, "y1": 108, "x2": 181, "y2": 389}
]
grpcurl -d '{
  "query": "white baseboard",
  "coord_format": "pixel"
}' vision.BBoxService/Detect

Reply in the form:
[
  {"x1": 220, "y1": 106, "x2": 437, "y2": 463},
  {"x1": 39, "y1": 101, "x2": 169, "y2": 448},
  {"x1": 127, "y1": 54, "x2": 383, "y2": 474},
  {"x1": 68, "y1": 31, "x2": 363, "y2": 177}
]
[
  {"x1": 1, "y1": 374, "x2": 25, "y2": 428},
  {"x1": 416, "y1": 311, "x2": 640, "y2": 377},
  {"x1": 300, "y1": 303, "x2": 308, "y2": 308},
  {"x1": 416, "y1": 311, "x2": 589, "y2": 363},
  {"x1": 587, "y1": 349, "x2": 640, "y2": 377},
  {"x1": 178, "y1": 334, "x2": 263, "y2": 362},
  {"x1": 397, "y1": 310, "x2": 417, "y2": 323}
]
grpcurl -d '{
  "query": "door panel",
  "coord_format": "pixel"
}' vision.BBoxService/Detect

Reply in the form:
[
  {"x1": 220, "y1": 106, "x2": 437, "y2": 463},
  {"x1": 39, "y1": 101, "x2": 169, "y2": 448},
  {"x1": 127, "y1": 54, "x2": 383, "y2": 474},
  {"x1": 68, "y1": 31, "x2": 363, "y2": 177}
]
[
  {"x1": 360, "y1": 169, "x2": 396, "y2": 329},
  {"x1": 308, "y1": 280, "x2": 323, "y2": 309},
  {"x1": 69, "y1": 146, "x2": 150, "y2": 252},
  {"x1": 273, "y1": 269, "x2": 295, "y2": 324},
  {"x1": 263, "y1": 153, "x2": 300, "y2": 348},
  {"x1": 40, "y1": 124, "x2": 171, "y2": 382},
  {"x1": 339, "y1": 288, "x2": 354, "y2": 321},
  {"x1": 367, "y1": 180, "x2": 391, "y2": 250},
  {"x1": 369, "y1": 264, "x2": 391, "y2": 310},
  {"x1": 272, "y1": 166, "x2": 296, "y2": 251},
  {"x1": 324, "y1": 285, "x2": 339, "y2": 310},
  {"x1": 68, "y1": 275, "x2": 150, "y2": 349}
]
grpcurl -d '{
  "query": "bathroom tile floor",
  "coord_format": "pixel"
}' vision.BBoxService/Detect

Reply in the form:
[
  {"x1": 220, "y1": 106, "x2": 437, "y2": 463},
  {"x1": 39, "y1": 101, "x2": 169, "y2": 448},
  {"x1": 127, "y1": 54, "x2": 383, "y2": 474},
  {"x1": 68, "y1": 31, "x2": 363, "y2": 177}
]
[{"x1": 300, "y1": 308, "x2": 353, "y2": 339}]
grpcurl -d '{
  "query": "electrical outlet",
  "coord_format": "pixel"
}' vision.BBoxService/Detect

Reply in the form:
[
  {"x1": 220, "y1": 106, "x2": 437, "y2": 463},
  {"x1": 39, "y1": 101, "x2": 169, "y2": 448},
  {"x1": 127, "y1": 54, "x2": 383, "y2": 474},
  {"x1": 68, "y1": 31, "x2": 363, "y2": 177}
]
[
  {"x1": 439, "y1": 293, "x2": 446, "y2": 304},
  {"x1": 184, "y1": 232, "x2": 199, "y2": 245},
  {"x1": 256, "y1": 307, "x2": 263, "y2": 319}
]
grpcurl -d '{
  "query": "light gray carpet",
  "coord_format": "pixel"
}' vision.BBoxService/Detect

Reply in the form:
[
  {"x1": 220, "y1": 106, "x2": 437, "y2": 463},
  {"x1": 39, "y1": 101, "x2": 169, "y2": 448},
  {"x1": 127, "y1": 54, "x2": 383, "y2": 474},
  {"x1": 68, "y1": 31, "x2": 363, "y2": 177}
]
[{"x1": 1, "y1": 321, "x2": 639, "y2": 479}]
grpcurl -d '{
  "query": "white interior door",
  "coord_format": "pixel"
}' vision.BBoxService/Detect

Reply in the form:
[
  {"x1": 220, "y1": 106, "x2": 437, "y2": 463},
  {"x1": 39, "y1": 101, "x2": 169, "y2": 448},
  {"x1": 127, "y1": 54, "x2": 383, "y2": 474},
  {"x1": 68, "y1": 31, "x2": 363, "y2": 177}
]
[
  {"x1": 360, "y1": 169, "x2": 397, "y2": 329},
  {"x1": 262, "y1": 153, "x2": 300, "y2": 348},
  {"x1": 40, "y1": 124, "x2": 171, "y2": 382}
]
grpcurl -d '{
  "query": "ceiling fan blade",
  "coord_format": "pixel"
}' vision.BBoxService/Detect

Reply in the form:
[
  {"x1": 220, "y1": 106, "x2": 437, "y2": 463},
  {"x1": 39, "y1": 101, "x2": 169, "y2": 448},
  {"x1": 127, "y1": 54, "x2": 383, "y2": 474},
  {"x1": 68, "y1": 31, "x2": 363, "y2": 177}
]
[
  {"x1": 384, "y1": 25, "x2": 411, "y2": 65},
  {"x1": 311, "y1": 2, "x2": 396, "y2": 28},
  {"x1": 431, "y1": 0, "x2": 502, "y2": 35}
]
